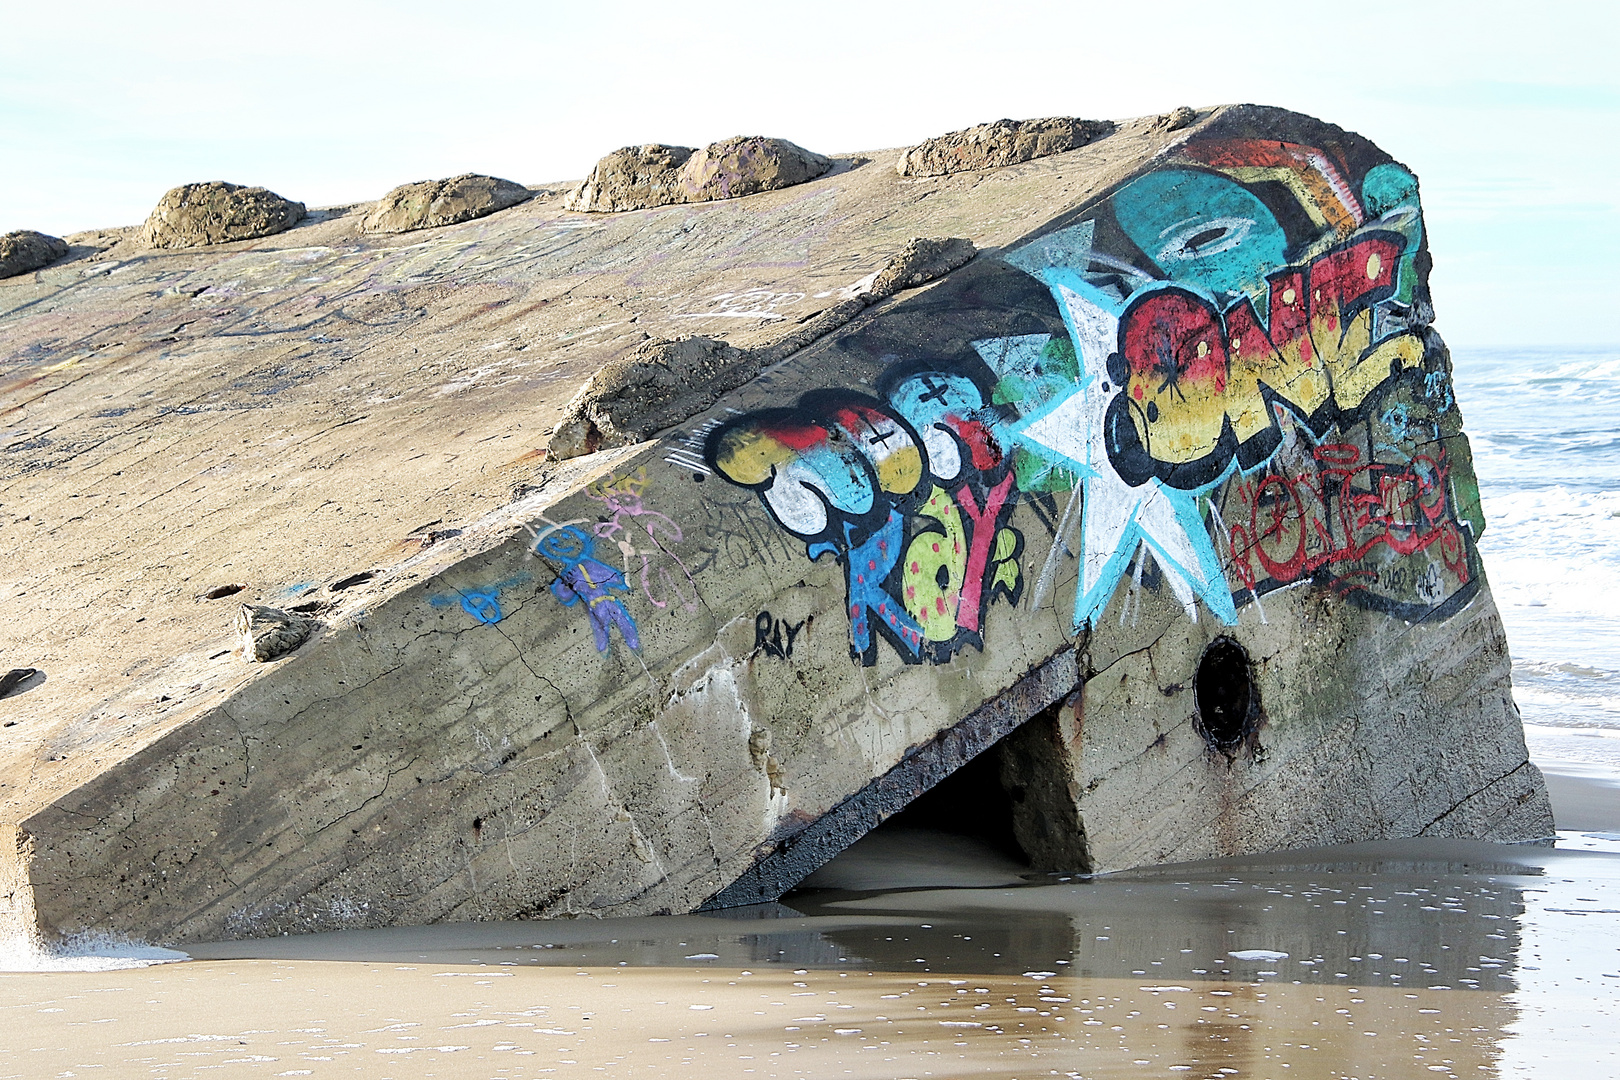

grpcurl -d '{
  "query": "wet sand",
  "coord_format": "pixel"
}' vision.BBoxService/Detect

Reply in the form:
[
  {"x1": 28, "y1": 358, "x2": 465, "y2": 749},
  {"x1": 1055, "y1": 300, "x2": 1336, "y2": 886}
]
[
  {"x1": 0, "y1": 963, "x2": 1507, "y2": 1079},
  {"x1": 1538, "y1": 758, "x2": 1620, "y2": 832},
  {"x1": 0, "y1": 761, "x2": 1615, "y2": 1078}
]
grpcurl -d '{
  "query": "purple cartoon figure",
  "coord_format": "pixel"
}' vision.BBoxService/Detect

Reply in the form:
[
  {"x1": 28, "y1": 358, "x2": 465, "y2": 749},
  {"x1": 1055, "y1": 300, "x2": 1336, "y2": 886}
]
[{"x1": 533, "y1": 524, "x2": 641, "y2": 652}]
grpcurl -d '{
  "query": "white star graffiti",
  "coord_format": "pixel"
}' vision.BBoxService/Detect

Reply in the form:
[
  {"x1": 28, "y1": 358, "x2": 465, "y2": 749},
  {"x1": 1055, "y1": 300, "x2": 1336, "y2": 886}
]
[{"x1": 985, "y1": 262, "x2": 1238, "y2": 629}]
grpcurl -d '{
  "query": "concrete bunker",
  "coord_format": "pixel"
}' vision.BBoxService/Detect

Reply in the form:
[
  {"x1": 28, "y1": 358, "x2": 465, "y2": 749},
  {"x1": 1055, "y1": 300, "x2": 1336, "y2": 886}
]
[{"x1": 1, "y1": 104, "x2": 1552, "y2": 947}]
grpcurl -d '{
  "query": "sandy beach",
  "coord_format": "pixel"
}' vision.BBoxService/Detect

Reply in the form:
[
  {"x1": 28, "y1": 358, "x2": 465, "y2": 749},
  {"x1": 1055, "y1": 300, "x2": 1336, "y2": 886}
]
[
  {"x1": 0, "y1": 959, "x2": 1514, "y2": 1078},
  {"x1": 0, "y1": 755, "x2": 1611, "y2": 1079}
]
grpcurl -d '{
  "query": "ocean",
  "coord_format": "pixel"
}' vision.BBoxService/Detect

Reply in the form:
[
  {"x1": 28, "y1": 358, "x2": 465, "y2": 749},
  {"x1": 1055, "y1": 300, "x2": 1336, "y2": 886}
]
[{"x1": 1452, "y1": 345, "x2": 1620, "y2": 766}]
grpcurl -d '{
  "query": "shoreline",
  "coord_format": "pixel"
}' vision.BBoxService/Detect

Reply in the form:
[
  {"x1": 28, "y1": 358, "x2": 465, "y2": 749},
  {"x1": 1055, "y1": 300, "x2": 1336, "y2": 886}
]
[{"x1": 1533, "y1": 755, "x2": 1620, "y2": 833}]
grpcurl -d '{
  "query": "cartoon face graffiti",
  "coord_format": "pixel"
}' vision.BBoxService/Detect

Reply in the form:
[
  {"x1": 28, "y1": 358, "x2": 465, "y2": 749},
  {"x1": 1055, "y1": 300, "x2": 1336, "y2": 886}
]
[{"x1": 1113, "y1": 169, "x2": 1289, "y2": 297}]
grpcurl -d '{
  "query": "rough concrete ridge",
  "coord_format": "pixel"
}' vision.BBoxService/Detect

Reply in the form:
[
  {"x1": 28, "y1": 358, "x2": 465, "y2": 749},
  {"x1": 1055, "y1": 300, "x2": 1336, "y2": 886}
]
[
  {"x1": 138, "y1": 181, "x2": 306, "y2": 249},
  {"x1": 895, "y1": 116, "x2": 1118, "y2": 176},
  {"x1": 0, "y1": 105, "x2": 1549, "y2": 946},
  {"x1": 0, "y1": 231, "x2": 69, "y2": 280},
  {"x1": 545, "y1": 236, "x2": 978, "y2": 459},
  {"x1": 565, "y1": 136, "x2": 833, "y2": 213},
  {"x1": 360, "y1": 174, "x2": 534, "y2": 234}
]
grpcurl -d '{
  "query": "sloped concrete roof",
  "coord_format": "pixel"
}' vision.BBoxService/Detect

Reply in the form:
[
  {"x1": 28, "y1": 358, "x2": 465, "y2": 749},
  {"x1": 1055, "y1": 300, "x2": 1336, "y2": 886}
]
[{"x1": 0, "y1": 111, "x2": 1198, "y2": 829}]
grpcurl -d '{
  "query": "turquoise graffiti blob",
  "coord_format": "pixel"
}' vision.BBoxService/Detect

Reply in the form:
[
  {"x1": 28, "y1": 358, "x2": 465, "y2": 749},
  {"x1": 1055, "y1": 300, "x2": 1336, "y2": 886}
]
[
  {"x1": 1360, "y1": 163, "x2": 1424, "y2": 304},
  {"x1": 1113, "y1": 169, "x2": 1287, "y2": 296}
]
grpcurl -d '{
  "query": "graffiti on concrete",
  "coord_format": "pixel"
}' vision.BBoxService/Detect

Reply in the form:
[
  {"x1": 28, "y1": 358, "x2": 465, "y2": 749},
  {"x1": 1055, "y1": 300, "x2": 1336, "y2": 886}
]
[
  {"x1": 584, "y1": 467, "x2": 701, "y2": 614},
  {"x1": 1102, "y1": 229, "x2": 1421, "y2": 489},
  {"x1": 429, "y1": 571, "x2": 532, "y2": 626},
  {"x1": 528, "y1": 522, "x2": 641, "y2": 652},
  {"x1": 673, "y1": 288, "x2": 808, "y2": 322},
  {"x1": 663, "y1": 416, "x2": 726, "y2": 477},
  {"x1": 707, "y1": 372, "x2": 1025, "y2": 665},
  {"x1": 703, "y1": 130, "x2": 1479, "y2": 658},
  {"x1": 754, "y1": 611, "x2": 808, "y2": 660},
  {"x1": 1216, "y1": 374, "x2": 1474, "y2": 612},
  {"x1": 987, "y1": 135, "x2": 1471, "y2": 628}
]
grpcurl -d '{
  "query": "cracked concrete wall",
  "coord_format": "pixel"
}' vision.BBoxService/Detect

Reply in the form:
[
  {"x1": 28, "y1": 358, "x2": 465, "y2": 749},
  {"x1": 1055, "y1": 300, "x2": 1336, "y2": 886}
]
[
  {"x1": 7, "y1": 104, "x2": 1550, "y2": 945},
  {"x1": 1064, "y1": 579, "x2": 1547, "y2": 872},
  {"x1": 23, "y1": 432, "x2": 1074, "y2": 940}
]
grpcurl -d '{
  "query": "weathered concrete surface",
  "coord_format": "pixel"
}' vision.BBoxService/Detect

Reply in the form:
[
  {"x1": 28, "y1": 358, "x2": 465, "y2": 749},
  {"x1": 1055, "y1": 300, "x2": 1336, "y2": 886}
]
[
  {"x1": 565, "y1": 137, "x2": 832, "y2": 213},
  {"x1": 0, "y1": 105, "x2": 1550, "y2": 946},
  {"x1": 896, "y1": 116, "x2": 1116, "y2": 176},
  {"x1": 360, "y1": 174, "x2": 533, "y2": 234},
  {"x1": 0, "y1": 231, "x2": 69, "y2": 280},
  {"x1": 545, "y1": 236, "x2": 978, "y2": 459},
  {"x1": 138, "y1": 181, "x2": 306, "y2": 248}
]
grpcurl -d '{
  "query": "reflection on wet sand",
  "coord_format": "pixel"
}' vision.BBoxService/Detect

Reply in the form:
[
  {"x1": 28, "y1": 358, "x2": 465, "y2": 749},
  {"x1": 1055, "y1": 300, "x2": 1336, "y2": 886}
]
[
  {"x1": 1, "y1": 770, "x2": 1616, "y2": 1078},
  {"x1": 0, "y1": 962, "x2": 1505, "y2": 1079},
  {"x1": 184, "y1": 835, "x2": 1547, "y2": 995}
]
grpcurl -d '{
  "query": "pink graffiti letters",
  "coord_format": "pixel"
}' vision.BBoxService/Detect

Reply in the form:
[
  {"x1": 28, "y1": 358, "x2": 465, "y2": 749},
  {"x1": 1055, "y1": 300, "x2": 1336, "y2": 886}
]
[{"x1": 585, "y1": 467, "x2": 701, "y2": 613}]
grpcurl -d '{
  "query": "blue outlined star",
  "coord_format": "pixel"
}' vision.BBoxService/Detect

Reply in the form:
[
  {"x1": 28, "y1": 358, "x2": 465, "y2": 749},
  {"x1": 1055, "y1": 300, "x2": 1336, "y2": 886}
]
[{"x1": 987, "y1": 223, "x2": 1239, "y2": 629}]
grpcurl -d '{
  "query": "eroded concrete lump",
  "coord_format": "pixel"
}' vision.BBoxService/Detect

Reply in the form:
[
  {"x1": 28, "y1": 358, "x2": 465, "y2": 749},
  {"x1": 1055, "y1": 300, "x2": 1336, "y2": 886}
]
[
  {"x1": 0, "y1": 230, "x2": 69, "y2": 279},
  {"x1": 679, "y1": 136, "x2": 832, "y2": 203},
  {"x1": 139, "y1": 181, "x2": 306, "y2": 249},
  {"x1": 547, "y1": 335, "x2": 754, "y2": 458},
  {"x1": 1160, "y1": 105, "x2": 1199, "y2": 131},
  {"x1": 868, "y1": 236, "x2": 977, "y2": 296},
  {"x1": 235, "y1": 604, "x2": 313, "y2": 663},
  {"x1": 895, "y1": 116, "x2": 1115, "y2": 177},
  {"x1": 564, "y1": 144, "x2": 693, "y2": 213},
  {"x1": 565, "y1": 136, "x2": 831, "y2": 212},
  {"x1": 361, "y1": 174, "x2": 533, "y2": 234}
]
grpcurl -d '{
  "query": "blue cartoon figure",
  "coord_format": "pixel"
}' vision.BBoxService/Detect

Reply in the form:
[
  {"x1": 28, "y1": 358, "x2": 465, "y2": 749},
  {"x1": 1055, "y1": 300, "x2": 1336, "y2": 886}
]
[{"x1": 533, "y1": 524, "x2": 640, "y2": 652}]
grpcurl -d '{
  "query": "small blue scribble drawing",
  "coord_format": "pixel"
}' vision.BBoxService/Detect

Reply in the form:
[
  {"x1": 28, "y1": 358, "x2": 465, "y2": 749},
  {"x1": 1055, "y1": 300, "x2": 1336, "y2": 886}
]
[
  {"x1": 457, "y1": 588, "x2": 504, "y2": 624},
  {"x1": 429, "y1": 572, "x2": 532, "y2": 626}
]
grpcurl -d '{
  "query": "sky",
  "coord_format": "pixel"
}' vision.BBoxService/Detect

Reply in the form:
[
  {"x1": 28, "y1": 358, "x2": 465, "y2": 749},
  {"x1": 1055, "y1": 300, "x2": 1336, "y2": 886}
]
[{"x1": 3, "y1": 0, "x2": 1617, "y2": 347}]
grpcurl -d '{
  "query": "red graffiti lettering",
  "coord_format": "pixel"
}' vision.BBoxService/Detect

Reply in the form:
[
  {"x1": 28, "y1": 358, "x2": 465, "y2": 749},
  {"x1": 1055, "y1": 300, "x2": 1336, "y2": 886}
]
[
  {"x1": 952, "y1": 473, "x2": 1016, "y2": 633},
  {"x1": 1225, "y1": 443, "x2": 1468, "y2": 599}
]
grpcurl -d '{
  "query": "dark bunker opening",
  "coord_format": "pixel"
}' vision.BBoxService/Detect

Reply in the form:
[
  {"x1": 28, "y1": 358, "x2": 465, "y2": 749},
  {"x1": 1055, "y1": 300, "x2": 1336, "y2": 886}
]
[
  {"x1": 825, "y1": 697, "x2": 1093, "y2": 879},
  {"x1": 881, "y1": 748, "x2": 1027, "y2": 863}
]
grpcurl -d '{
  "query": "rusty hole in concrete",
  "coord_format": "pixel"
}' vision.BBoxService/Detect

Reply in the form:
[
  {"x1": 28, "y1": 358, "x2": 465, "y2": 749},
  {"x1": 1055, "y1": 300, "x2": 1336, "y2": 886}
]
[
  {"x1": 202, "y1": 583, "x2": 246, "y2": 600},
  {"x1": 1195, "y1": 636, "x2": 1255, "y2": 749}
]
